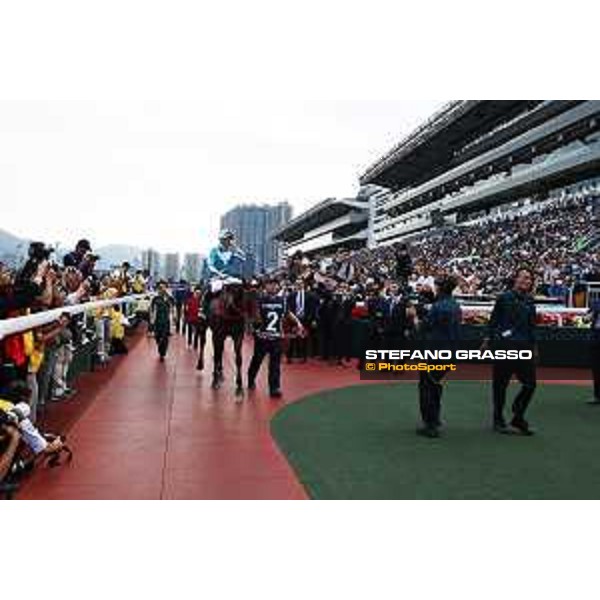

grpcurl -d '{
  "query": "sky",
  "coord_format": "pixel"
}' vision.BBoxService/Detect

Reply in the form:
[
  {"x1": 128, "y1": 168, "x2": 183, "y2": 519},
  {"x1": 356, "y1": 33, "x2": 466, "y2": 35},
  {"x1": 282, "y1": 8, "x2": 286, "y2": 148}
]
[
  {"x1": 0, "y1": 2, "x2": 453, "y2": 255},
  {"x1": 0, "y1": 98, "x2": 441, "y2": 254}
]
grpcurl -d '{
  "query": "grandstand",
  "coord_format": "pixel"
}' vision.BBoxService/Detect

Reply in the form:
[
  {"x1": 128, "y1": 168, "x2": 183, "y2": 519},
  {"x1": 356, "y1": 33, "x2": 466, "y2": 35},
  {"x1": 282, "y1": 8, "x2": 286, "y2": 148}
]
[
  {"x1": 272, "y1": 192, "x2": 371, "y2": 256},
  {"x1": 362, "y1": 101, "x2": 600, "y2": 245}
]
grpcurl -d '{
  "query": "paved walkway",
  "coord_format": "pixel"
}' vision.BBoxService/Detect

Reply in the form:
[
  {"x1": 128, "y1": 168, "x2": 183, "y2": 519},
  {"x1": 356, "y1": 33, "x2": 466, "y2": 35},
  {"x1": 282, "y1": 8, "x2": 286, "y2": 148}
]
[
  {"x1": 20, "y1": 332, "x2": 369, "y2": 499},
  {"x1": 20, "y1": 331, "x2": 591, "y2": 499}
]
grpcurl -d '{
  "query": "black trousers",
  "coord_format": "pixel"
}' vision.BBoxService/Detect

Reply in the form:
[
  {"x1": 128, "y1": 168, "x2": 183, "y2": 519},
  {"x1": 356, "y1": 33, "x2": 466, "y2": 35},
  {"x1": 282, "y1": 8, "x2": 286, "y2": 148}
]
[
  {"x1": 319, "y1": 320, "x2": 336, "y2": 360},
  {"x1": 155, "y1": 330, "x2": 170, "y2": 358},
  {"x1": 175, "y1": 303, "x2": 184, "y2": 333},
  {"x1": 287, "y1": 318, "x2": 311, "y2": 361},
  {"x1": 419, "y1": 369, "x2": 447, "y2": 428},
  {"x1": 334, "y1": 320, "x2": 353, "y2": 361},
  {"x1": 248, "y1": 336, "x2": 282, "y2": 392},
  {"x1": 492, "y1": 361, "x2": 537, "y2": 424},
  {"x1": 592, "y1": 341, "x2": 600, "y2": 401}
]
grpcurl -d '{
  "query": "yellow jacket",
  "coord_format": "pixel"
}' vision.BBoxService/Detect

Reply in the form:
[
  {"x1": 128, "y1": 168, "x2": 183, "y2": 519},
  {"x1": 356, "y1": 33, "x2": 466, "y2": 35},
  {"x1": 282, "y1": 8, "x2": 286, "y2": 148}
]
[
  {"x1": 110, "y1": 308, "x2": 125, "y2": 340},
  {"x1": 23, "y1": 320, "x2": 45, "y2": 374}
]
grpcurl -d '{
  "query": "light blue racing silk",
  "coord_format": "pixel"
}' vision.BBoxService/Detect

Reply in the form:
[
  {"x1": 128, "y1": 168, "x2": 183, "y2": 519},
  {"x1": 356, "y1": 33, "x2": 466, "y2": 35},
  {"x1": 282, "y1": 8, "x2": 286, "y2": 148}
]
[{"x1": 207, "y1": 245, "x2": 246, "y2": 278}]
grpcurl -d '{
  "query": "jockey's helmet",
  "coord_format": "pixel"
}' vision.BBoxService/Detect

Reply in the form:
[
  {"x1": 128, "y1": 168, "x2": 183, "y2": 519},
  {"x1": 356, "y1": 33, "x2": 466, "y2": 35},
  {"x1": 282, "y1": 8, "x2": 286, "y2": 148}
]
[{"x1": 219, "y1": 229, "x2": 235, "y2": 242}]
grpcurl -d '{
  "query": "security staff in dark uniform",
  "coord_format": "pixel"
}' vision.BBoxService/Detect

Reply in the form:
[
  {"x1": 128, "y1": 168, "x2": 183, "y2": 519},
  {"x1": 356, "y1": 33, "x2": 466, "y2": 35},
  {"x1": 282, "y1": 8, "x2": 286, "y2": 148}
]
[
  {"x1": 334, "y1": 282, "x2": 356, "y2": 364},
  {"x1": 483, "y1": 267, "x2": 537, "y2": 435},
  {"x1": 588, "y1": 299, "x2": 600, "y2": 405},
  {"x1": 358, "y1": 282, "x2": 388, "y2": 370},
  {"x1": 150, "y1": 281, "x2": 175, "y2": 361},
  {"x1": 417, "y1": 276, "x2": 461, "y2": 438},
  {"x1": 248, "y1": 277, "x2": 304, "y2": 398},
  {"x1": 384, "y1": 281, "x2": 415, "y2": 350},
  {"x1": 316, "y1": 284, "x2": 341, "y2": 362}
]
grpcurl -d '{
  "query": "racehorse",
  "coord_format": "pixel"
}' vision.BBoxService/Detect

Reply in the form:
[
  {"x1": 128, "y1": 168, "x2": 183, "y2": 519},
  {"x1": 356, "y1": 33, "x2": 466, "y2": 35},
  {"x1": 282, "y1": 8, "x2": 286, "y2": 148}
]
[{"x1": 202, "y1": 282, "x2": 255, "y2": 396}]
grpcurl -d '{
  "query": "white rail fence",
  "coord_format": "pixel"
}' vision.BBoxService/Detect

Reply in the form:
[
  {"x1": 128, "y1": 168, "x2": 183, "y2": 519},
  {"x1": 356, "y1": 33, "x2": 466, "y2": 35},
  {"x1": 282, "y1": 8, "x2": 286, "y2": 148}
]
[{"x1": 0, "y1": 294, "x2": 153, "y2": 340}]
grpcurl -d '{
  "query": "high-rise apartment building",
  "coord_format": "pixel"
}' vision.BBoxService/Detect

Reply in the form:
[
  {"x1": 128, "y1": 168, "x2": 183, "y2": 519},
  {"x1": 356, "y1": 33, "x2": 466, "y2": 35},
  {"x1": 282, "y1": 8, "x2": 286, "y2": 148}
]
[{"x1": 220, "y1": 202, "x2": 292, "y2": 273}]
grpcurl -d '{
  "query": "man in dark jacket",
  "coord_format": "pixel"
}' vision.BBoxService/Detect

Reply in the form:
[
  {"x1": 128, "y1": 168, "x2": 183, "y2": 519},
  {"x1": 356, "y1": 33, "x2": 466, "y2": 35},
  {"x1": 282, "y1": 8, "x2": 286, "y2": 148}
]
[
  {"x1": 483, "y1": 267, "x2": 537, "y2": 435},
  {"x1": 358, "y1": 282, "x2": 388, "y2": 370},
  {"x1": 417, "y1": 276, "x2": 461, "y2": 438},
  {"x1": 333, "y1": 282, "x2": 356, "y2": 364},
  {"x1": 150, "y1": 281, "x2": 175, "y2": 361},
  {"x1": 286, "y1": 280, "x2": 319, "y2": 362},
  {"x1": 384, "y1": 282, "x2": 414, "y2": 350},
  {"x1": 317, "y1": 284, "x2": 341, "y2": 363}
]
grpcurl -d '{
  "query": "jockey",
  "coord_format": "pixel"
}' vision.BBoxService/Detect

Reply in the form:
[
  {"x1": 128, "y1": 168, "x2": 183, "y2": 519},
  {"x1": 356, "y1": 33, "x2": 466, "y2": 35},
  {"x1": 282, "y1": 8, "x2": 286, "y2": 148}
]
[{"x1": 207, "y1": 229, "x2": 246, "y2": 293}]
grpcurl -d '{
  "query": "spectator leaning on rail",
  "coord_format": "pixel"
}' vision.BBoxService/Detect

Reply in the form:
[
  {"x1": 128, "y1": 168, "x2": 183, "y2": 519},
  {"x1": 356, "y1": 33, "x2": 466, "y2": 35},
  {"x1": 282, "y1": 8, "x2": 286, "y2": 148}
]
[{"x1": 63, "y1": 238, "x2": 98, "y2": 279}]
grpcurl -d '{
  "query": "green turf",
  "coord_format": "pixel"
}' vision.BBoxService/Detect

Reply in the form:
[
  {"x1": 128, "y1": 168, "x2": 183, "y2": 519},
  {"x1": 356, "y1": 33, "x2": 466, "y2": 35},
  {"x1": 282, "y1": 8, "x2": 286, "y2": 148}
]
[{"x1": 271, "y1": 382, "x2": 600, "y2": 499}]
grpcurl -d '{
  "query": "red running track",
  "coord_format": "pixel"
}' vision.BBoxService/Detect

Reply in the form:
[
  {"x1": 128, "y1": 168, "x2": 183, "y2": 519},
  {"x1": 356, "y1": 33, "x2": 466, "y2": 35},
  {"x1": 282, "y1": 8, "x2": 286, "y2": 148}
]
[{"x1": 19, "y1": 331, "x2": 377, "y2": 499}]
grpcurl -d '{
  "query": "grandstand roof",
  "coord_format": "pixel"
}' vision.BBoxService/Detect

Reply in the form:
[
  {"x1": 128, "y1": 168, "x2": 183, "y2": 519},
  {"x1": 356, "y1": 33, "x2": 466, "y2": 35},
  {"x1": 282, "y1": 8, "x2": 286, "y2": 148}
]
[
  {"x1": 273, "y1": 197, "x2": 368, "y2": 242},
  {"x1": 360, "y1": 101, "x2": 542, "y2": 189}
]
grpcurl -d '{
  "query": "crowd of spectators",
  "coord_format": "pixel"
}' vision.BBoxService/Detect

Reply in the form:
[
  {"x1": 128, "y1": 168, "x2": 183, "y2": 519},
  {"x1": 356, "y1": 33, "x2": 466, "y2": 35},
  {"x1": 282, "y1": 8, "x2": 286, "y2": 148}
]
[
  {"x1": 274, "y1": 189, "x2": 599, "y2": 302},
  {"x1": 0, "y1": 239, "x2": 150, "y2": 435},
  {"x1": 1, "y1": 238, "x2": 153, "y2": 489}
]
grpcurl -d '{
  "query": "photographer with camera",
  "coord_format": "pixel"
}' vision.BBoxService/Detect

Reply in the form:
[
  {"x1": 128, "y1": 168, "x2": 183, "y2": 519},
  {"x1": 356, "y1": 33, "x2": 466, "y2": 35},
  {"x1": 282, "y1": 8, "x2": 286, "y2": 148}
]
[
  {"x1": 0, "y1": 381, "x2": 64, "y2": 459},
  {"x1": 1, "y1": 246, "x2": 55, "y2": 317},
  {"x1": 63, "y1": 239, "x2": 98, "y2": 279}
]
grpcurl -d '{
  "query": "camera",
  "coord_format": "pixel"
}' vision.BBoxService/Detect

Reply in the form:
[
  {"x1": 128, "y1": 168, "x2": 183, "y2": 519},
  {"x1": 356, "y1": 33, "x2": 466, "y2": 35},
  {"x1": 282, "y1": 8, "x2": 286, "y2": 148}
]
[
  {"x1": 28, "y1": 241, "x2": 53, "y2": 262},
  {"x1": 16, "y1": 242, "x2": 54, "y2": 284},
  {"x1": 0, "y1": 402, "x2": 30, "y2": 427}
]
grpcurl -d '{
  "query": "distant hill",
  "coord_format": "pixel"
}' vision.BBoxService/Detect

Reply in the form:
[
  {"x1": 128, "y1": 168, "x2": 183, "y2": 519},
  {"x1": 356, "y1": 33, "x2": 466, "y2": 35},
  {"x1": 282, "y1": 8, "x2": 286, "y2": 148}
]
[
  {"x1": 0, "y1": 228, "x2": 142, "y2": 271},
  {"x1": 0, "y1": 228, "x2": 29, "y2": 265},
  {"x1": 0, "y1": 228, "x2": 26, "y2": 253}
]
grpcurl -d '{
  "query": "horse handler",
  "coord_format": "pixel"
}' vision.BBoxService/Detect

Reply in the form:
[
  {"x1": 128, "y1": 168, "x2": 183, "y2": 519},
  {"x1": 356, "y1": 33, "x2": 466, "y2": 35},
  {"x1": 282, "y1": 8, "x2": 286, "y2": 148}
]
[{"x1": 248, "y1": 276, "x2": 304, "y2": 399}]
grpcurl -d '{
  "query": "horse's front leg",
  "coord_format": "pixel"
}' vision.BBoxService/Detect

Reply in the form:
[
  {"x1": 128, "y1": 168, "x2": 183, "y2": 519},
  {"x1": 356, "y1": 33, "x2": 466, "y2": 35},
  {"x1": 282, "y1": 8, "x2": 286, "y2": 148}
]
[
  {"x1": 196, "y1": 323, "x2": 206, "y2": 371},
  {"x1": 234, "y1": 333, "x2": 244, "y2": 399},
  {"x1": 212, "y1": 333, "x2": 223, "y2": 389}
]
